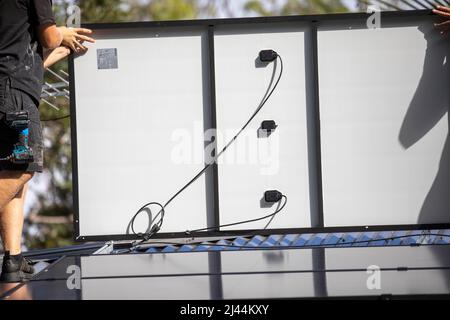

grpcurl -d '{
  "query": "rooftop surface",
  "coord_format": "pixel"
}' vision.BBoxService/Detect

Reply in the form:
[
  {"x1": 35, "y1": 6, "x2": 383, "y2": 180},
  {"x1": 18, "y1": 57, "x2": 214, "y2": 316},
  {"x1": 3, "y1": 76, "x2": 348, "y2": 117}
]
[{"x1": 1, "y1": 229, "x2": 450, "y2": 299}]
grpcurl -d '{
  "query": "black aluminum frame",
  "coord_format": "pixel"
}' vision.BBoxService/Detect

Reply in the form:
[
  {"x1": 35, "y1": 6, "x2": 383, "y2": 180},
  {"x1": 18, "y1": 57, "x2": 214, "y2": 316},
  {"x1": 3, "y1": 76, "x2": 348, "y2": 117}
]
[{"x1": 70, "y1": 9, "x2": 450, "y2": 242}]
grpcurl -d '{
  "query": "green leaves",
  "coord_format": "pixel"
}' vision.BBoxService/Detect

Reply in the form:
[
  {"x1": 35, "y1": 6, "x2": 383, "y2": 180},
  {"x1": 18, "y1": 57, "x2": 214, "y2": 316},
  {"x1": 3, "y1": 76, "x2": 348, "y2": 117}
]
[
  {"x1": 245, "y1": 0, "x2": 271, "y2": 16},
  {"x1": 244, "y1": 0, "x2": 349, "y2": 16},
  {"x1": 79, "y1": 0, "x2": 127, "y2": 23},
  {"x1": 147, "y1": 0, "x2": 198, "y2": 21}
]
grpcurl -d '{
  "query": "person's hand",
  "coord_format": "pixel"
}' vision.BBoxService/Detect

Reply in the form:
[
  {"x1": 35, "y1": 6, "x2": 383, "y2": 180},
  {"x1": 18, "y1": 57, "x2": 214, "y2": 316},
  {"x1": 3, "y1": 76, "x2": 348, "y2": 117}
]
[
  {"x1": 58, "y1": 26, "x2": 95, "y2": 52},
  {"x1": 43, "y1": 46, "x2": 71, "y2": 68},
  {"x1": 433, "y1": 6, "x2": 450, "y2": 36}
]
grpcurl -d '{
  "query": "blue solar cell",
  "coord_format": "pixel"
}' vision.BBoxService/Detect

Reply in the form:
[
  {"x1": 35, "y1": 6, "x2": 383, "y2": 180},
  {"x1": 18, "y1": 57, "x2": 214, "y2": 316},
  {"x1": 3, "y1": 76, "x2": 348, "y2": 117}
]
[
  {"x1": 217, "y1": 239, "x2": 234, "y2": 247},
  {"x1": 440, "y1": 230, "x2": 450, "y2": 237},
  {"x1": 322, "y1": 233, "x2": 343, "y2": 245},
  {"x1": 433, "y1": 230, "x2": 450, "y2": 244},
  {"x1": 161, "y1": 245, "x2": 177, "y2": 253},
  {"x1": 195, "y1": 243, "x2": 214, "y2": 252},
  {"x1": 352, "y1": 232, "x2": 376, "y2": 247},
  {"x1": 306, "y1": 234, "x2": 325, "y2": 246},
  {"x1": 260, "y1": 235, "x2": 282, "y2": 247},
  {"x1": 279, "y1": 234, "x2": 299, "y2": 246},
  {"x1": 293, "y1": 234, "x2": 313, "y2": 246},
  {"x1": 402, "y1": 236, "x2": 419, "y2": 245},
  {"x1": 207, "y1": 239, "x2": 236, "y2": 251},
  {"x1": 420, "y1": 231, "x2": 439, "y2": 244},
  {"x1": 145, "y1": 247, "x2": 159, "y2": 253},
  {"x1": 389, "y1": 231, "x2": 406, "y2": 246},
  {"x1": 247, "y1": 235, "x2": 266, "y2": 247},
  {"x1": 232, "y1": 237, "x2": 249, "y2": 247},
  {"x1": 434, "y1": 236, "x2": 450, "y2": 245},
  {"x1": 142, "y1": 229, "x2": 450, "y2": 254},
  {"x1": 369, "y1": 232, "x2": 391, "y2": 246},
  {"x1": 178, "y1": 245, "x2": 195, "y2": 252},
  {"x1": 338, "y1": 233, "x2": 359, "y2": 247}
]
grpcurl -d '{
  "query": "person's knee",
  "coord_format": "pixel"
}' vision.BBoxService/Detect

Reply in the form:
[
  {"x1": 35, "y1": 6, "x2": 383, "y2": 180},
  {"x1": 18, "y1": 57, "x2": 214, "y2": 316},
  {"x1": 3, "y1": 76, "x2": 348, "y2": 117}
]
[
  {"x1": 0, "y1": 171, "x2": 34, "y2": 211},
  {"x1": 19, "y1": 172, "x2": 34, "y2": 183},
  {"x1": 16, "y1": 172, "x2": 34, "y2": 190},
  {"x1": 0, "y1": 171, "x2": 34, "y2": 190},
  {"x1": 0, "y1": 170, "x2": 33, "y2": 180}
]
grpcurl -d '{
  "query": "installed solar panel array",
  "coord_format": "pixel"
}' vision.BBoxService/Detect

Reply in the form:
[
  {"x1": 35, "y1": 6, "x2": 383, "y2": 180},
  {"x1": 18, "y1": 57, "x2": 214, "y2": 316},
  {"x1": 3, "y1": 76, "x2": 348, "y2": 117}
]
[{"x1": 121, "y1": 229, "x2": 450, "y2": 254}]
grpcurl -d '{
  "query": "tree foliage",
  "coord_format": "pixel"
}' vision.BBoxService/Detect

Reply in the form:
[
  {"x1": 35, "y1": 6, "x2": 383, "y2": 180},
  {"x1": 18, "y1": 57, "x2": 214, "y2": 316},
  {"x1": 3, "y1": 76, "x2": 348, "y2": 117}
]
[
  {"x1": 79, "y1": 0, "x2": 128, "y2": 23},
  {"x1": 245, "y1": 0, "x2": 348, "y2": 16},
  {"x1": 130, "y1": 0, "x2": 199, "y2": 21}
]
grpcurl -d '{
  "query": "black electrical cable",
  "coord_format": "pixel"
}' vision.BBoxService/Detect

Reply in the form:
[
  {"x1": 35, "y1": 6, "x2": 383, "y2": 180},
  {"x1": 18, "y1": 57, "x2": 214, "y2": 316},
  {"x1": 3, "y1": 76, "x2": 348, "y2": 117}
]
[
  {"x1": 130, "y1": 55, "x2": 284, "y2": 245},
  {"x1": 130, "y1": 202, "x2": 165, "y2": 240},
  {"x1": 131, "y1": 232, "x2": 450, "y2": 252},
  {"x1": 130, "y1": 195, "x2": 286, "y2": 251},
  {"x1": 185, "y1": 195, "x2": 287, "y2": 234}
]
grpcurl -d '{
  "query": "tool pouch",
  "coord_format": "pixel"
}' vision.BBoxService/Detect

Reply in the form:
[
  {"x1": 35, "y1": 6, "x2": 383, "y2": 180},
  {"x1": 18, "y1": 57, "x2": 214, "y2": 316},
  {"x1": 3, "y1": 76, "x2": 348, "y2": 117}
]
[{"x1": 4, "y1": 111, "x2": 29, "y2": 131}]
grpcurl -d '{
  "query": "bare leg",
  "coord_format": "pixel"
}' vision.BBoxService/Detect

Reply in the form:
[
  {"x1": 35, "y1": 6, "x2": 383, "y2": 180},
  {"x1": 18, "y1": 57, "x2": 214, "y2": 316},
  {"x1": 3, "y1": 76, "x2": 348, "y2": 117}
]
[
  {"x1": 0, "y1": 171, "x2": 33, "y2": 255},
  {"x1": 0, "y1": 171, "x2": 32, "y2": 212},
  {"x1": 0, "y1": 184, "x2": 28, "y2": 255}
]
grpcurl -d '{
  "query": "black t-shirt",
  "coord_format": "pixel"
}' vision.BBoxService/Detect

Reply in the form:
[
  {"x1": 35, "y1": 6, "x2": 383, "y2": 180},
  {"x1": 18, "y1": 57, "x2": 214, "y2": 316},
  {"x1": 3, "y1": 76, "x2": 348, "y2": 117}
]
[{"x1": 0, "y1": 0, "x2": 56, "y2": 104}]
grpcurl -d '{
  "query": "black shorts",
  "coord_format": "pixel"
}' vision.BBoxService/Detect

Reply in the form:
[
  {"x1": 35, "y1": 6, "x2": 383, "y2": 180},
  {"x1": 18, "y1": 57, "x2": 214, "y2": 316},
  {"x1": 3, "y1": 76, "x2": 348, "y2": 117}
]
[{"x1": 0, "y1": 78, "x2": 43, "y2": 173}]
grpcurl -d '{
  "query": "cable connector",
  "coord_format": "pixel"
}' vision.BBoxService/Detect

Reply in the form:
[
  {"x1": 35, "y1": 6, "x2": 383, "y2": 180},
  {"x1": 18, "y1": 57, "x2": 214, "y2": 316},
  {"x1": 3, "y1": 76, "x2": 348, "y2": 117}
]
[
  {"x1": 261, "y1": 120, "x2": 277, "y2": 132},
  {"x1": 149, "y1": 224, "x2": 160, "y2": 235},
  {"x1": 259, "y1": 49, "x2": 278, "y2": 62},
  {"x1": 137, "y1": 225, "x2": 161, "y2": 242},
  {"x1": 264, "y1": 190, "x2": 283, "y2": 203}
]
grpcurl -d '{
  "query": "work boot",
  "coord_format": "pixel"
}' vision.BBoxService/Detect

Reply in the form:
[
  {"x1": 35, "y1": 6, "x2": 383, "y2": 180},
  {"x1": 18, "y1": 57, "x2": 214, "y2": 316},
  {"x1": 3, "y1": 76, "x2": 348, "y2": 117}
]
[{"x1": 0, "y1": 252, "x2": 35, "y2": 282}]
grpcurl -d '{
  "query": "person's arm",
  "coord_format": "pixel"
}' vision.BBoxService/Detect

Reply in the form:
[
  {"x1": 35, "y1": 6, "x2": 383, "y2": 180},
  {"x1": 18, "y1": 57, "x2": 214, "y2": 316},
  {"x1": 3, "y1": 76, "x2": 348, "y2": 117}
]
[
  {"x1": 433, "y1": 6, "x2": 450, "y2": 36},
  {"x1": 32, "y1": 0, "x2": 61, "y2": 49},
  {"x1": 57, "y1": 26, "x2": 95, "y2": 52},
  {"x1": 43, "y1": 46, "x2": 71, "y2": 69},
  {"x1": 38, "y1": 24, "x2": 63, "y2": 49},
  {"x1": 33, "y1": 0, "x2": 95, "y2": 51},
  {"x1": 40, "y1": 25, "x2": 95, "y2": 52}
]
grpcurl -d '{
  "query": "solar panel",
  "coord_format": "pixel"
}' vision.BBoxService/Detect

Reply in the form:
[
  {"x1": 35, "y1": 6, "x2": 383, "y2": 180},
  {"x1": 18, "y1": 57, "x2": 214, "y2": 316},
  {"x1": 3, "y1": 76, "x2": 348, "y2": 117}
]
[
  {"x1": 5, "y1": 245, "x2": 450, "y2": 299},
  {"x1": 70, "y1": 11, "x2": 450, "y2": 242},
  {"x1": 318, "y1": 16, "x2": 450, "y2": 227}
]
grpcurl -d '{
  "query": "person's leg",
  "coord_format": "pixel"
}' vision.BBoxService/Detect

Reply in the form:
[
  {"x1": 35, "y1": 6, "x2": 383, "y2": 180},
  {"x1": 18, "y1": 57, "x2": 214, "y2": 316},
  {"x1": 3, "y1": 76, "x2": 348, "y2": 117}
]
[
  {"x1": 0, "y1": 181, "x2": 29, "y2": 255},
  {"x1": 0, "y1": 171, "x2": 33, "y2": 254},
  {"x1": 0, "y1": 172, "x2": 34, "y2": 282}
]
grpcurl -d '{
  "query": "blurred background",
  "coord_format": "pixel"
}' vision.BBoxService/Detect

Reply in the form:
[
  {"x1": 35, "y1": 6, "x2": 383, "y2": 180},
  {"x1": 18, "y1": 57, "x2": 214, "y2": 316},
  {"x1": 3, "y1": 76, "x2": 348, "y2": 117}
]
[{"x1": 7, "y1": 0, "x2": 443, "y2": 251}]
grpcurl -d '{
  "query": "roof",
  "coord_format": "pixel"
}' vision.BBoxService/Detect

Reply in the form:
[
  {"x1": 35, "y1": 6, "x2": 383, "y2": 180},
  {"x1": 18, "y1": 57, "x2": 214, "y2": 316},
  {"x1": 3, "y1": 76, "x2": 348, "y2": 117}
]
[
  {"x1": 128, "y1": 229, "x2": 450, "y2": 254},
  {"x1": 1, "y1": 229, "x2": 450, "y2": 299}
]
